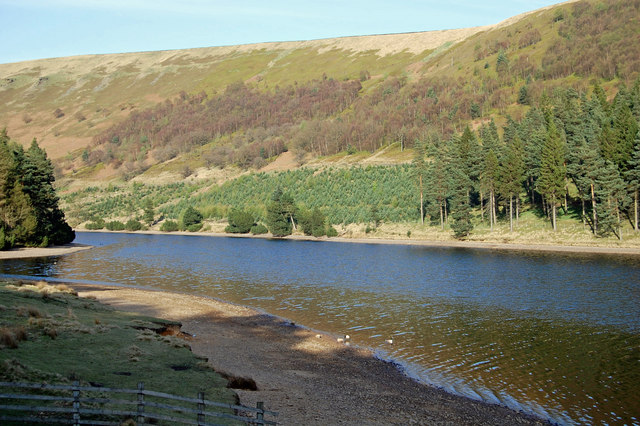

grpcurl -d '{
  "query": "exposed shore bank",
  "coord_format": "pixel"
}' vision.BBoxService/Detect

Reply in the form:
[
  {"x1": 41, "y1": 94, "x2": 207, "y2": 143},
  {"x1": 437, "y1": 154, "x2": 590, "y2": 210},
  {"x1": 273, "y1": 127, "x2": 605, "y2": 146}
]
[
  {"x1": 66, "y1": 283, "x2": 549, "y2": 425},
  {"x1": 0, "y1": 243, "x2": 92, "y2": 260},
  {"x1": 82, "y1": 228, "x2": 640, "y2": 256}
]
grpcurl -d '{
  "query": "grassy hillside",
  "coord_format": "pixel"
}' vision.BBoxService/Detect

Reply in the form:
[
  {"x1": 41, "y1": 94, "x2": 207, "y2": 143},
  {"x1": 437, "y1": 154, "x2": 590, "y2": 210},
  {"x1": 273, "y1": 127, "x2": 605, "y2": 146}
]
[
  {"x1": 0, "y1": 27, "x2": 485, "y2": 162},
  {"x1": 43, "y1": 1, "x2": 640, "y2": 183},
  {"x1": 1, "y1": 0, "x2": 603, "y2": 172},
  {"x1": 0, "y1": 280, "x2": 237, "y2": 413}
]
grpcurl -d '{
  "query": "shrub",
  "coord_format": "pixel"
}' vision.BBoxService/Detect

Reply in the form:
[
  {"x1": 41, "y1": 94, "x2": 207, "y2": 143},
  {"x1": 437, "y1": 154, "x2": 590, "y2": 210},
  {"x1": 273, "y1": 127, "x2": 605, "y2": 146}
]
[
  {"x1": 326, "y1": 226, "x2": 338, "y2": 237},
  {"x1": 250, "y1": 224, "x2": 268, "y2": 235},
  {"x1": 186, "y1": 223, "x2": 202, "y2": 232},
  {"x1": 0, "y1": 328, "x2": 19, "y2": 349},
  {"x1": 299, "y1": 207, "x2": 326, "y2": 237},
  {"x1": 105, "y1": 221, "x2": 125, "y2": 231},
  {"x1": 160, "y1": 220, "x2": 179, "y2": 232},
  {"x1": 181, "y1": 206, "x2": 203, "y2": 229},
  {"x1": 85, "y1": 219, "x2": 105, "y2": 230},
  {"x1": 74, "y1": 111, "x2": 86, "y2": 122},
  {"x1": 225, "y1": 210, "x2": 255, "y2": 234},
  {"x1": 27, "y1": 306, "x2": 43, "y2": 318},
  {"x1": 125, "y1": 219, "x2": 143, "y2": 231},
  {"x1": 0, "y1": 228, "x2": 12, "y2": 250},
  {"x1": 312, "y1": 225, "x2": 325, "y2": 238},
  {"x1": 13, "y1": 326, "x2": 27, "y2": 342}
]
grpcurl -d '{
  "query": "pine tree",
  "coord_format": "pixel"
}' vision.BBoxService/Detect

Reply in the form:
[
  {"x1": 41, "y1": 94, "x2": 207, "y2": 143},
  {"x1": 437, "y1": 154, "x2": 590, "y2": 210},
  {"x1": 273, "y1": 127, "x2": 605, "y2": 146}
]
[
  {"x1": 479, "y1": 120, "x2": 502, "y2": 229},
  {"x1": 265, "y1": 188, "x2": 296, "y2": 237},
  {"x1": 181, "y1": 206, "x2": 203, "y2": 231},
  {"x1": 21, "y1": 138, "x2": 74, "y2": 246},
  {"x1": 426, "y1": 137, "x2": 451, "y2": 230},
  {"x1": 595, "y1": 161, "x2": 627, "y2": 239},
  {"x1": 482, "y1": 149, "x2": 500, "y2": 230},
  {"x1": 308, "y1": 207, "x2": 327, "y2": 237},
  {"x1": 604, "y1": 93, "x2": 638, "y2": 171},
  {"x1": 143, "y1": 199, "x2": 155, "y2": 225},
  {"x1": 0, "y1": 131, "x2": 13, "y2": 207},
  {"x1": 625, "y1": 131, "x2": 640, "y2": 232},
  {"x1": 225, "y1": 209, "x2": 255, "y2": 233},
  {"x1": 449, "y1": 166, "x2": 473, "y2": 239},
  {"x1": 537, "y1": 120, "x2": 566, "y2": 231},
  {"x1": 1, "y1": 132, "x2": 72, "y2": 249},
  {"x1": 455, "y1": 126, "x2": 482, "y2": 200},
  {"x1": 520, "y1": 107, "x2": 548, "y2": 206},
  {"x1": 518, "y1": 85, "x2": 530, "y2": 105},
  {"x1": 412, "y1": 139, "x2": 428, "y2": 225},
  {"x1": 499, "y1": 135, "x2": 525, "y2": 231}
]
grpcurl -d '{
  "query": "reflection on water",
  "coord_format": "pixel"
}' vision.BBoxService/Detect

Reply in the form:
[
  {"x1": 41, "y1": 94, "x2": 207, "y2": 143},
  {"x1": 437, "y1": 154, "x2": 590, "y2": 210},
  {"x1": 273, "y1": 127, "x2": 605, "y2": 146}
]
[{"x1": 1, "y1": 232, "x2": 639, "y2": 425}]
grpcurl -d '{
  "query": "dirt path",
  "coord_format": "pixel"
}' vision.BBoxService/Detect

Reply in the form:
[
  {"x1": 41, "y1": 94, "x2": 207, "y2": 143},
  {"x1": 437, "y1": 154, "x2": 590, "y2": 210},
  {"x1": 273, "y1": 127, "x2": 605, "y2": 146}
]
[{"x1": 70, "y1": 284, "x2": 548, "y2": 425}]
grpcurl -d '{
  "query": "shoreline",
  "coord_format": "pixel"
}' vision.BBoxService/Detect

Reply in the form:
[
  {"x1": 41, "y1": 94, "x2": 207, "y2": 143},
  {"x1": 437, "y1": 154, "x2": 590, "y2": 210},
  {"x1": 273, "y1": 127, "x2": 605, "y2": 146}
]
[
  {"x1": 0, "y1": 243, "x2": 92, "y2": 259},
  {"x1": 63, "y1": 282, "x2": 549, "y2": 425},
  {"x1": 81, "y1": 228, "x2": 640, "y2": 256},
  {"x1": 4, "y1": 231, "x2": 636, "y2": 261}
]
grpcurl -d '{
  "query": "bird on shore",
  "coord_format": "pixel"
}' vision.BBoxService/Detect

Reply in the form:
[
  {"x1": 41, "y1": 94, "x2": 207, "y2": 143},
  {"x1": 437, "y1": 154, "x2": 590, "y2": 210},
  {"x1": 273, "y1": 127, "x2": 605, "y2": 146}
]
[
  {"x1": 385, "y1": 338, "x2": 394, "y2": 344},
  {"x1": 337, "y1": 334, "x2": 351, "y2": 343}
]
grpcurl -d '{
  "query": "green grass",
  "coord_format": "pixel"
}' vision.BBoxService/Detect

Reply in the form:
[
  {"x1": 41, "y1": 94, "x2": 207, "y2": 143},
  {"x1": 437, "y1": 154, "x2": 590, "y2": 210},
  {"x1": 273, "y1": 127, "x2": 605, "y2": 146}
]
[{"x1": 0, "y1": 280, "x2": 235, "y2": 406}]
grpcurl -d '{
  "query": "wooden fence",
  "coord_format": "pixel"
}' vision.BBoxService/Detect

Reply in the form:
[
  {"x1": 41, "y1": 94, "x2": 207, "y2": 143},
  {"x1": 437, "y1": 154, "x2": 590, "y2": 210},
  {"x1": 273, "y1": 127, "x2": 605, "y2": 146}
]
[{"x1": 0, "y1": 381, "x2": 278, "y2": 425}]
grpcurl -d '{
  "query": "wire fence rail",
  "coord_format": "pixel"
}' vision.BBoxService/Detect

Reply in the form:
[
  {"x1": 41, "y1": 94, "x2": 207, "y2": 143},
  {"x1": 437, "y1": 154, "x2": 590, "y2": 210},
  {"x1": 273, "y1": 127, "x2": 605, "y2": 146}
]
[{"x1": 0, "y1": 381, "x2": 278, "y2": 425}]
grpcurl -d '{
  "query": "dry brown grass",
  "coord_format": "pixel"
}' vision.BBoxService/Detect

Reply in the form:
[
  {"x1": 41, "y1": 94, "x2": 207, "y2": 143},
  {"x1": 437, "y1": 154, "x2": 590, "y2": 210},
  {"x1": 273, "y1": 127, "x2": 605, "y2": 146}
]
[
  {"x1": 127, "y1": 345, "x2": 147, "y2": 362},
  {"x1": 0, "y1": 328, "x2": 19, "y2": 349},
  {"x1": 27, "y1": 306, "x2": 43, "y2": 318},
  {"x1": 56, "y1": 284, "x2": 78, "y2": 296},
  {"x1": 43, "y1": 326, "x2": 58, "y2": 339},
  {"x1": 0, "y1": 326, "x2": 27, "y2": 348},
  {"x1": 13, "y1": 326, "x2": 27, "y2": 342}
]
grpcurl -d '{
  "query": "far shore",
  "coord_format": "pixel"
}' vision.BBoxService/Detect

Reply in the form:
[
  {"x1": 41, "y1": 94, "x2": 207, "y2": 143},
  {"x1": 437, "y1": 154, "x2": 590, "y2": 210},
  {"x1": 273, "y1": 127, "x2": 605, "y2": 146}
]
[
  {"x1": 0, "y1": 243, "x2": 92, "y2": 260},
  {"x1": 2, "y1": 228, "x2": 638, "y2": 262},
  {"x1": 80, "y1": 228, "x2": 640, "y2": 256}
]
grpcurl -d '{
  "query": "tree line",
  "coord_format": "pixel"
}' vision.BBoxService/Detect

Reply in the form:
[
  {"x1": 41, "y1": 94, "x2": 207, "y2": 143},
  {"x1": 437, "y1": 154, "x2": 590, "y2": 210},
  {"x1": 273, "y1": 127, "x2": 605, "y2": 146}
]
[
  {"x1": 415, "y1": 83, "x2": 640, "y2": 239},
  {"x1": 0, "y1": 130, "x2": 75, "y2": 249}
]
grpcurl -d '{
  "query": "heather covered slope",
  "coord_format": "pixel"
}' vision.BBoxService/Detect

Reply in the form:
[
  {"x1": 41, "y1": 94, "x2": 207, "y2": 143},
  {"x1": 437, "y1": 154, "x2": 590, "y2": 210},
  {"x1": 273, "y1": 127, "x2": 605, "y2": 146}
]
[
  {"x1": 0, "y1": 0, "x2": 590, "y2": 170},
  {"x1": 0, "y1": 27, "x2": 486, "y2": 161}
]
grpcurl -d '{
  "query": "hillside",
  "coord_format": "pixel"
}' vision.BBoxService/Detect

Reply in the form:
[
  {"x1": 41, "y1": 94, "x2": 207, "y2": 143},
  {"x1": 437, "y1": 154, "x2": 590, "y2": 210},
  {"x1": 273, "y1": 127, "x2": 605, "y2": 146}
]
[
  {"x1": 2, "y1": 0, "x2": 640, "y2": 248},
  {"x1": 0, "y1": 26, "x2": 485, "y2": 162},
  {"x1": 1, "y1": 1, "x2": 576, "y2": 169}
]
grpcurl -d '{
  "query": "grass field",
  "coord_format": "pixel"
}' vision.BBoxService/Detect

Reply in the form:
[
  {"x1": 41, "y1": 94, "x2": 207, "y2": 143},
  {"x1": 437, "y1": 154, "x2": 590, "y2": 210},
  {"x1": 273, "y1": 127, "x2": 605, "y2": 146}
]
[{"x1": 0, "y1": 280, "x2": 236, "y2": 405}]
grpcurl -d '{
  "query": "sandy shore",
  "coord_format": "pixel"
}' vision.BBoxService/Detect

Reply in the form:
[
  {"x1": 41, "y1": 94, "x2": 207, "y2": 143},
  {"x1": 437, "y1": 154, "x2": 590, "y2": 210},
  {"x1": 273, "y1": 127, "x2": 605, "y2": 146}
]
[
  {"x1": 0, "y1": 243, "x2": 92, "y2": 259},
  {"x1": 67, "y1": 283, "x2": 549, "y2": 425},
  {"x1": 79, "y1": 229, "x2": 640, "y2": 255}
]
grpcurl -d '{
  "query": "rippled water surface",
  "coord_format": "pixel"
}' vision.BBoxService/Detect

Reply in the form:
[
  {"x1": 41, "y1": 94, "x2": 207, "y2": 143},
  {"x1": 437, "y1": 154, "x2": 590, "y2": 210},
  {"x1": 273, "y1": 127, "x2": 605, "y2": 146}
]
[{"x1": 1, "y1": 232, "x2": 639, "y2": 425}]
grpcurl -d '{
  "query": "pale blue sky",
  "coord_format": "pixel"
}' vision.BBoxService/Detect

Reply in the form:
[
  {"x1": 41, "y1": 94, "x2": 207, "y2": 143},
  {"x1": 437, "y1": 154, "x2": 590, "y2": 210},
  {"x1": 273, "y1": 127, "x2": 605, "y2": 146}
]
[{"x1": 0, "y1": 0, "x2": 563, "y2": 64}]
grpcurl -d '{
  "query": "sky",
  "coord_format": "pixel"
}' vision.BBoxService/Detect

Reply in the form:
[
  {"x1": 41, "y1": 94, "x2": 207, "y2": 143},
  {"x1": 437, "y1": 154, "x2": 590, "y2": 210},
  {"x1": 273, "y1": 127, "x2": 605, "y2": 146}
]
[{"x1": 0, "y1": 0, "x2": 563, "y2": 64}]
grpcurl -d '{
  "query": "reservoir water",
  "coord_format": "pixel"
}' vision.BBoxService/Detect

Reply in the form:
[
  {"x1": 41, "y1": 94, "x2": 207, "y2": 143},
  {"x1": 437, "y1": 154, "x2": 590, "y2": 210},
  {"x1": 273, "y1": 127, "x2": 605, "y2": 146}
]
[{"x1": 1, "y1": 232, "x2": 639, "y2": 425}]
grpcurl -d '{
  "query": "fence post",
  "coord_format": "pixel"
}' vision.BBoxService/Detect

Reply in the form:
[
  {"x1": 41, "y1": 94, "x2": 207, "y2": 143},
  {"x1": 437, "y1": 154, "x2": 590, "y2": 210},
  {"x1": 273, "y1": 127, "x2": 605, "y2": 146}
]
[
  {"x1": 197, "y1": 391, "x2": 205, "y2": 425},
  {"x1": 256, "y1": 401, "x2": 264, "y2": 425},
  {"x1": 73, "y1": 381, "x2": 80, "y2": 426},
  {"x1": 137, "y1": 382, "x2": 145, "y2": 425}
]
